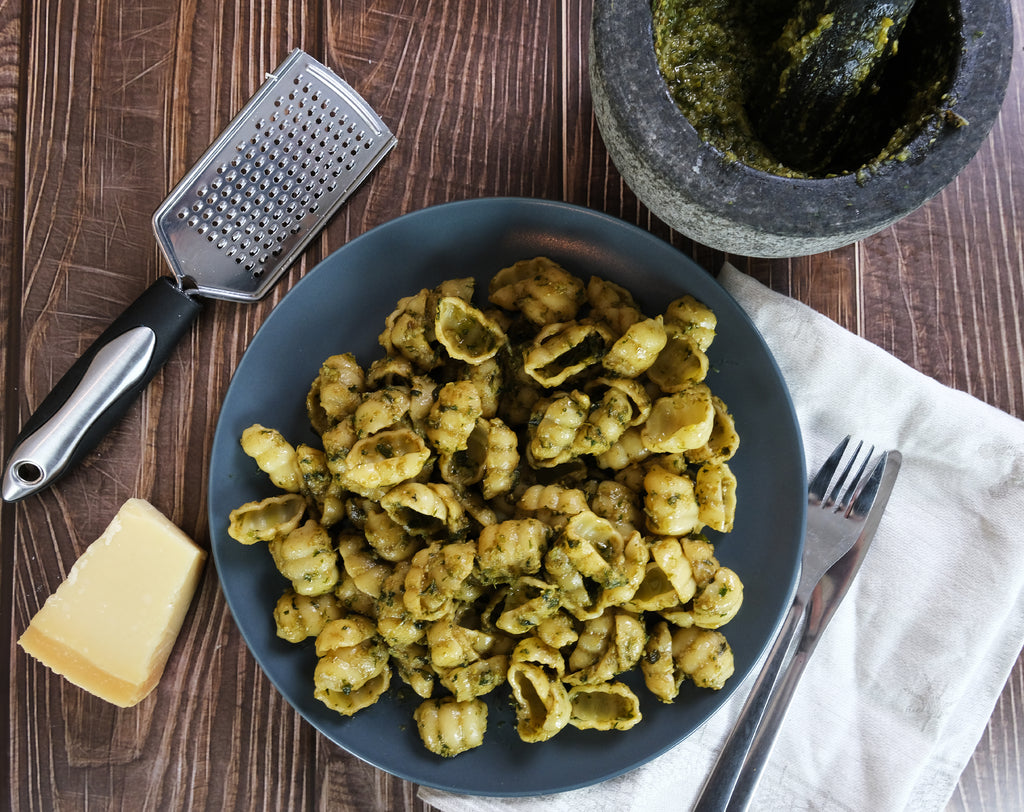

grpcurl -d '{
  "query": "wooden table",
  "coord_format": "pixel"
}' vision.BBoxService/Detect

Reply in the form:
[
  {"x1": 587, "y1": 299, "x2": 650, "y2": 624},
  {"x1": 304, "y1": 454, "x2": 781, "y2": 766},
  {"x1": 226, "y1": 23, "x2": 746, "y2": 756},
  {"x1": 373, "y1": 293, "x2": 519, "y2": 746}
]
[{"x1": 3, "y1": 2, "x2": 1021, "y2": 809}]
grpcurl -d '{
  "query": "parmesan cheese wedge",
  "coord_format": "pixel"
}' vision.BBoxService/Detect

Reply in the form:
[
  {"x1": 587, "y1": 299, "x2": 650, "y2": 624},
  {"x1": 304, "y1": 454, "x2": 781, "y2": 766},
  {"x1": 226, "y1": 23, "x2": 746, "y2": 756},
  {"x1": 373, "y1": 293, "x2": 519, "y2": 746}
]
[{"x1": 18, "y1": 498, "x2": 206, "y2": 707}]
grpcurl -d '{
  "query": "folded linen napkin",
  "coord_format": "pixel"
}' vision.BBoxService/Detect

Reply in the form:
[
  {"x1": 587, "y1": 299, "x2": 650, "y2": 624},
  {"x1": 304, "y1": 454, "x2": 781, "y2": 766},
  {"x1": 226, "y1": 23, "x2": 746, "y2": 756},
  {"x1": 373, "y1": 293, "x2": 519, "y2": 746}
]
[{"x1": 420, "y1": 262, "x2": 1024, "y2": 812}]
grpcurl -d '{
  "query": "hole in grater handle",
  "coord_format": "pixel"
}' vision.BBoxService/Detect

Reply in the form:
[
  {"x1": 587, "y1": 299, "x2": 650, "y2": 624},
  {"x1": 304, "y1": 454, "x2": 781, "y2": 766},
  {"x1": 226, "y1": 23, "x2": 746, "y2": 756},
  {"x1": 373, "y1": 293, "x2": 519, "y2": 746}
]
[{"x1": 152, "y1": 49, "x2": 396, "y2": 303}]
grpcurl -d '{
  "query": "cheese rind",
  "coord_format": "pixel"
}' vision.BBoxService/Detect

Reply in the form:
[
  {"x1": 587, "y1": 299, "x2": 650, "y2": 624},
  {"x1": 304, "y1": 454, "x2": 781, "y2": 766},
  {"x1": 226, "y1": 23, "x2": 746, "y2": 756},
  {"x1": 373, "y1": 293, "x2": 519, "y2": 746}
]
[{"x1": 18, "y1": 498, "x2": 206, "y2": 707}]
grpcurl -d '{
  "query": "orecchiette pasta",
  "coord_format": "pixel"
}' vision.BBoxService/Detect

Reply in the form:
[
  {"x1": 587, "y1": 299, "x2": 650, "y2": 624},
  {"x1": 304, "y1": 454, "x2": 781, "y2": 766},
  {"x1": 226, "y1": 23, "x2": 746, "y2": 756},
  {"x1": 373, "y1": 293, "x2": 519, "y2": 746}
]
[
  {"x1": 274, "y1": 590, "x2": 343, "y2": 643},
  {"x1": 523, "y1": 322, "x2": 612, "y2": 388},
  {"x1": 480, "y1": 418, "x2": 520, "y2": 499},
  {"x1": 230, "y1": 259, "x2": 744, "y2": 756},
  {"x1": 434, "y1": 296, "x2": 508, "y2": 365},
  {"x1": 665, "y1": 293, "x2": 718, "y2": 351},
  {"x1": 241, "y1": 425, "x2": 303, "y2": 493},
  {"x1": 643, "y1": 466, "x2": 701, "y2": 536},
  {"x1": 508, "y1": 661, "x2": 572, "y2": 742},
  {"x1": 671, "y1": 626, "x2": 735, "y2": 690},
  {"x1": 601, "y1": 316, "x2": 668, "y2": 378},
  {"x1": 341, "y1": 427, "x2": 431, "y2": 498},
  {"x1": 586, "y1": 275, "x2": 642, "y2": 337},
  {"x1": 646, "y1": 333, "x2": 709, "y2": 391},
  {"x1": 353, "y1": 386, "x2": 411, "y2": 438},
  {"x1": 269, "y1": 520, "x2": 340, "y2": 596},
  {"x1": 439, "y1": 654, "x2": 510, "y2": 702},
  {"x1": 528, "y1": 391, "x2": 591, "y2": 466},
  {"x1": 312, "y1": 353, "x2": 365, "y2": 425},
  {"x1": 414, "y1": 696, "x2": 489, "y2": 757},
  {"x1": 313, "y1": 615, "x2": 391, "y2": 715},
  {"x1": 690, "y1": 567, "x2": 744, "y2": 629},
  {"x1": 426, "y1": 381, "x2": 484, "y2": 455},
  {"x1": 488, "y1": 256, "x2": 586, "y2": 326},
  {"x1": 516, "y1": 483, "x2": 589, "y2": 528},
  {"x1": 695, "y1": 461, "x2": 738, "y2": 533},
  {"x1": 476, "y1": 518, "x2": 550, "y2": 584},
  {"x1": 568, "y1": 682, "x2": 643, "y2": 731},
  {"x1": 641, "y1": 385, "x2": 716, "y2": 453},
  {"x1": 228, "y1": 493, "x2": 306, "y2": 544}
]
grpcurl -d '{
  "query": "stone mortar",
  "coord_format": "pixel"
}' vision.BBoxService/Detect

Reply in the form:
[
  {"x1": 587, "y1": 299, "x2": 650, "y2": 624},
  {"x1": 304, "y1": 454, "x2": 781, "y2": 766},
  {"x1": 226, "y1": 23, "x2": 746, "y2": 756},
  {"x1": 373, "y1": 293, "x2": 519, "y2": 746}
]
[{"x1": 589, "y1": 0, "x2": 1015, "y2": 258}]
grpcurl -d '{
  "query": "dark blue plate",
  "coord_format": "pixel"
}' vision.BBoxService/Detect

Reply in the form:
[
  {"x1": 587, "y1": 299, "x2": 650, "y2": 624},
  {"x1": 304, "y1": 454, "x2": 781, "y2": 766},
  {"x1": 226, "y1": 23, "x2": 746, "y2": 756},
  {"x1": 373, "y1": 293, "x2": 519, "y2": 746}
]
[{"x1": 208, "y1": 198, "x2": 805, "y2": 796}]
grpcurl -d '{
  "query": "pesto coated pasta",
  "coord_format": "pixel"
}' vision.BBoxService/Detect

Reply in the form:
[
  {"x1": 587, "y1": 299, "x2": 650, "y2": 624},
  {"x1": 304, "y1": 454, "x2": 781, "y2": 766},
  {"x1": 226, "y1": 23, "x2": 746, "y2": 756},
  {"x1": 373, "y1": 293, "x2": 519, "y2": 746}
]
[{"x1": 230, "y1": 256, "x2": 743, "y2": 757}]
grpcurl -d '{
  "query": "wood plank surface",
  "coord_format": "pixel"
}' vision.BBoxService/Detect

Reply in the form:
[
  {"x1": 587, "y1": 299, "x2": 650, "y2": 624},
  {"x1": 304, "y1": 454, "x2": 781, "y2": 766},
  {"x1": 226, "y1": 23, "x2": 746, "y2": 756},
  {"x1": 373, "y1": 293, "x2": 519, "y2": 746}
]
[{"x1": 2, "y1": 0, "x2": 1021, "y2": 809}]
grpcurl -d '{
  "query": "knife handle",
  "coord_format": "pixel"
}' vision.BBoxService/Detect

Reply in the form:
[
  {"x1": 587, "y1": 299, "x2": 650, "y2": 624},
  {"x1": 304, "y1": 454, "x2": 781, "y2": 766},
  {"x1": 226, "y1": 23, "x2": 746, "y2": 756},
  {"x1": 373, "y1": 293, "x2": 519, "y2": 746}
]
[
  {"x1": 2, "y1": 277, "x2": 202, "y2": 502},
  {"x1": 722, "y1": 610, "x2": 823, "y2": 810},
  {"x1": 692, "y1": 599, "x2": 807, "y2": 812}
]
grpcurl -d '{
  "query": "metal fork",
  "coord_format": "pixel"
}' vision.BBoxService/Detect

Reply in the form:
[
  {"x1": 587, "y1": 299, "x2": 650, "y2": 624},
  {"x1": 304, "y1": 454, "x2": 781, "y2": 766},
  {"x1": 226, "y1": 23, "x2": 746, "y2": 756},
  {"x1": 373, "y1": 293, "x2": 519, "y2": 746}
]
[{"x1": 693, "y1": 437, "x2": 903, "y2": 812}]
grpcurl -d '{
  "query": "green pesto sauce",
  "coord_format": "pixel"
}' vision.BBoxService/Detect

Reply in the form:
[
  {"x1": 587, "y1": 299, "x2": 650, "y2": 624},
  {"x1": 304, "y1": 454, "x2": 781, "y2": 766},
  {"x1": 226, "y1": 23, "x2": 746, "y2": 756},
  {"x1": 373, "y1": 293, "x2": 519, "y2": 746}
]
[{"x1": 651, "y1": 0, "x2": 961, "y2": 178}]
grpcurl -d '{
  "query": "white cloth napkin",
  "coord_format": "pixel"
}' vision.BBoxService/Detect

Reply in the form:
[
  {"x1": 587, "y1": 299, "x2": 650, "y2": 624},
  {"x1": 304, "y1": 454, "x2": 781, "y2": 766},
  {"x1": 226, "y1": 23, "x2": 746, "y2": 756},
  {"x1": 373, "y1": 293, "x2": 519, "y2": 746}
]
[{"x1": 420, "y1": 262, "x2": 1024, "y2": 812}]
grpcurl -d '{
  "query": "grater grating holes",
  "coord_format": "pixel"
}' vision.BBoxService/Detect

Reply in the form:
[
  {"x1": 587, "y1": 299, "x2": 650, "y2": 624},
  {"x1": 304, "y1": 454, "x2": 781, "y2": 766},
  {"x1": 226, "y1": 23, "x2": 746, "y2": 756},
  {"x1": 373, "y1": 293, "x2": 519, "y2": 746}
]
[{"x1": 172, "y1": 70, "x2": 381, "y2": 278}]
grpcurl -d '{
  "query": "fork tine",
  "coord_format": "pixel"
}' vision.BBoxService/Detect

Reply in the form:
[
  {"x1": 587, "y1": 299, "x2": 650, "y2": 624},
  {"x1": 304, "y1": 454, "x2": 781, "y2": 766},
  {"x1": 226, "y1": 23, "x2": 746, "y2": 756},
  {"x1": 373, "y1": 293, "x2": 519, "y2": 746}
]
[
  {"x1": 808, "y1": 435, "x2": 850, "y2": 502},
  {"x1": 845, "y1": 450, "x2": 891, "y2": 519},
  {"x1": 835, "y1": 443, "x2": 874, "y2": 510},
  {"x1": 823, "y1": 439, "x2": 867, "y2": 508}
]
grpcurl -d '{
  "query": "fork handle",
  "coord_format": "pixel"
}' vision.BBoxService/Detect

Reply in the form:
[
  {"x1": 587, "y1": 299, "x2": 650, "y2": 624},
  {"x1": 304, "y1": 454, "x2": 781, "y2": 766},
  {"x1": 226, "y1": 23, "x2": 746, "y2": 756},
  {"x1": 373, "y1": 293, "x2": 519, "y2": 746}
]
[
  {"x1": 723, "y1": 623, "x2": 819, "y2": 810},
  {"x1": 692, "y1": 598, "x2": 806, "y2": 812}
]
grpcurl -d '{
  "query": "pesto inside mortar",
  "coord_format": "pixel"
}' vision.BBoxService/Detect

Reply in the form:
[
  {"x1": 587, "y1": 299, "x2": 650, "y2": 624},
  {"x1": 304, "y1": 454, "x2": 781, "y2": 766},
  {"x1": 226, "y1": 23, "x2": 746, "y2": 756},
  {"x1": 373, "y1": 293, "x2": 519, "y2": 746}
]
[{"x1": 651, "y1": 0, "x2": 963, "y2": 178}]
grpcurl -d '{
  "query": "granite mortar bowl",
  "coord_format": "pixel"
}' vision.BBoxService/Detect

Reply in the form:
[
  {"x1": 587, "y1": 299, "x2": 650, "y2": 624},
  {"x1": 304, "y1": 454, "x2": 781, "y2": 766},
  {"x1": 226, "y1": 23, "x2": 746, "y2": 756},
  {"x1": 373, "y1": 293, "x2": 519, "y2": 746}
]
[{"x1": 590, "y1": 0, "x2": 1014, "y2": 258}]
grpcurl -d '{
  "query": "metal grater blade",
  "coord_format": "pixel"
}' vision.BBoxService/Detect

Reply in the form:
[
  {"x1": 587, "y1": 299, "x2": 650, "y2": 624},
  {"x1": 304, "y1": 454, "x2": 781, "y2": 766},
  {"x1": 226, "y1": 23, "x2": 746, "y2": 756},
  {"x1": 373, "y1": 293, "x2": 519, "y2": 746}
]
[{"x1": 152, "y1": 49, "x2": 396, "y2": 302}]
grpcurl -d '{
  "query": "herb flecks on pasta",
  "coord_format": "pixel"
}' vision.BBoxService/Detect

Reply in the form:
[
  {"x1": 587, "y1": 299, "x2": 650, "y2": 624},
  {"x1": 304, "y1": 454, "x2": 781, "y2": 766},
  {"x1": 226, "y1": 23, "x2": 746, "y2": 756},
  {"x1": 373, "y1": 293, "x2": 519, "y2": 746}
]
[{"x1": 230, "y1": 257, "x2": 742, "y2": 756}]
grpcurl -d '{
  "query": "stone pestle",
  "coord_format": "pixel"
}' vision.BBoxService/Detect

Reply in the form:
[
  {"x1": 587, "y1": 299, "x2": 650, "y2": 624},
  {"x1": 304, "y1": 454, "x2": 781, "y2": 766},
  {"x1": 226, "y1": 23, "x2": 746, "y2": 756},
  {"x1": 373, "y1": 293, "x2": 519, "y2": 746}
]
[{"x1": 754, "y1": 0, "x2": 918, "y2": 174}]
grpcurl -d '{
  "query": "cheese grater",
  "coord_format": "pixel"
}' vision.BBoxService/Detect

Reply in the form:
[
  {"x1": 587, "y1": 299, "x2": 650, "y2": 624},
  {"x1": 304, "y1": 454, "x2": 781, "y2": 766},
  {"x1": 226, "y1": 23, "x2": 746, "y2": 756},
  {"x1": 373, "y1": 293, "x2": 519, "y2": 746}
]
[
  {"x1": 153, "y1": 48, "x2": 395, "y2": 302},
  {"x1": 3, "y1": 49, "x2": 396, "y2": 501}
]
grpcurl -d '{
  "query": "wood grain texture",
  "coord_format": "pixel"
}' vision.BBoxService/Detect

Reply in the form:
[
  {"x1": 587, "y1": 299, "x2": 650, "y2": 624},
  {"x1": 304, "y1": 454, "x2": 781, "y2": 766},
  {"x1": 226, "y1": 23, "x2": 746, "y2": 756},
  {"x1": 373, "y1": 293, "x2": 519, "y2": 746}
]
[
  {"x1": 2, "y1": 0, "x2": 1021, "y2": 809},
  {"x1": 0, "y1": 0, "x2": 25, "y2": 803}
]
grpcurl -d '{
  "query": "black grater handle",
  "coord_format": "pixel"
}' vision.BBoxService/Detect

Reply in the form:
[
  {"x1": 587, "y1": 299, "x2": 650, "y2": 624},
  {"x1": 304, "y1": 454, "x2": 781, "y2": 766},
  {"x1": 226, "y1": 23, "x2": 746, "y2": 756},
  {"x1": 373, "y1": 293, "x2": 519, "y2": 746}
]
[{"x1": 2, "y1": 277, "x2": 202, "y2": 501}]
